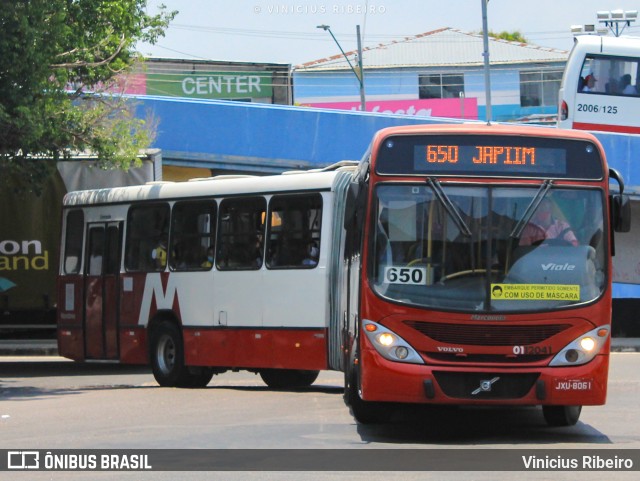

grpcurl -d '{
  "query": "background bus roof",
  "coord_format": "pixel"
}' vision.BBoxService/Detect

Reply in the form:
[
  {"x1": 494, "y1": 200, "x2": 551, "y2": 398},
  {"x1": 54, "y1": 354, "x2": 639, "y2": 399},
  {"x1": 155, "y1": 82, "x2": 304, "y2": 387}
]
[
  {"x1": 572, "y1": 34, "x2": 640, "y2": 56},
  {"x1": 63, "y1": 168, "x2": 354, "y2": 207}
]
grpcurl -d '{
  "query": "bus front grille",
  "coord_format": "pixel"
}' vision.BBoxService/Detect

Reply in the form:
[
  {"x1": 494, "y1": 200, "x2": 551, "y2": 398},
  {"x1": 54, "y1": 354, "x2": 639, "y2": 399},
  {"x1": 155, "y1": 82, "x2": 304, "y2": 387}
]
[
  {"x1": 426, "y1": 353, "x2": 550, "y2": 364},
  {"x1": 405, "y1": 321, "x2": 571, "y2": 346}
]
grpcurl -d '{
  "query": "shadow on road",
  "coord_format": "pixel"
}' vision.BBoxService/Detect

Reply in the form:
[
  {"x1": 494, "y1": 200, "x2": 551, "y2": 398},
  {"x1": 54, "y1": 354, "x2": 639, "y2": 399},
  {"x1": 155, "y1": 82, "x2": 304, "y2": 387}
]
[
  {"x1": 354, "y1": 404, "x2": 612, "y2": 445},
  {"x1": 0, "y1": 360, "x2": 150, "y2": 378},
  {"x1": 0, "y1": 361, "x2": 152, "y2": 400}
]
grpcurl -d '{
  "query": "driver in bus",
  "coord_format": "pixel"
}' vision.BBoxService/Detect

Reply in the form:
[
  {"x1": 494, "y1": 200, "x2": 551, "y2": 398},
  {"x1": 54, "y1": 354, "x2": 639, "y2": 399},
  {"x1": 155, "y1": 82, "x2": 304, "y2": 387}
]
[{"x1": 519, "y1": 199, "x2": 578, "y2": 247}]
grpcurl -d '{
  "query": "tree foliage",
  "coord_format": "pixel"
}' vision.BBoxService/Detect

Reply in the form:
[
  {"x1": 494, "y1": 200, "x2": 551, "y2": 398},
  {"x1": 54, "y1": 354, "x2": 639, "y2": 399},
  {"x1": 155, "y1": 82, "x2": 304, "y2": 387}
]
[
  {"x1": 0, "y1": 1, "x2": 176, "y2": 192},
  {"x1": 487, "y1": 30, "x2": 528, "y2": 43}
]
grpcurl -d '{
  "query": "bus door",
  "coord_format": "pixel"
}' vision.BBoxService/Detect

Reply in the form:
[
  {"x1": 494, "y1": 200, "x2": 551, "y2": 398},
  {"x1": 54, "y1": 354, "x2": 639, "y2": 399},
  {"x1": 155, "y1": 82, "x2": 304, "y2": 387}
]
[{"x1": 84, "y1": 222, "x2": 122, "y2": 359}]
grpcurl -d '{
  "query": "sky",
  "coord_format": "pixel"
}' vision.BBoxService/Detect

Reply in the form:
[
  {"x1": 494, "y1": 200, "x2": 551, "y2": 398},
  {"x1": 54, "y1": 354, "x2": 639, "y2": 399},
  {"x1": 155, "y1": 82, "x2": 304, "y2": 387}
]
[{"x1": 139, "y1": 0, "x2": 640, "y2": 65}]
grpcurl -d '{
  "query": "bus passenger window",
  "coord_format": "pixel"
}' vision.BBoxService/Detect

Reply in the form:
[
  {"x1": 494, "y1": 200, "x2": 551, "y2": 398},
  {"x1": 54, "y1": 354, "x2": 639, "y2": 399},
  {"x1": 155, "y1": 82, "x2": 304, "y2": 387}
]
[
  {"x1": 266, "y1": 194, "x2": 322, "y2": 269},
  {"x1": 216, "y1": 197, "x2": 266, "y2": 270},
  {"x1": 125, "y1": 204, "x2": 170, "y2": 272},
  {"x1": 63, "y1": 210, "x2": 84, "y2": 274},
  {"x1": 170, "y1": 201, "x2": 216, "y2": 271}
]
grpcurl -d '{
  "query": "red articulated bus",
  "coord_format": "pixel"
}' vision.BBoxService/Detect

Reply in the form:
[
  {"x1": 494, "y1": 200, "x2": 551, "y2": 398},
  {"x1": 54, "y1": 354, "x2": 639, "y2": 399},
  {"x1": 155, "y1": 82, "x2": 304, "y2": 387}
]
[{"x1": 57, "y1": 124, "x2": 630, "y2": 427}]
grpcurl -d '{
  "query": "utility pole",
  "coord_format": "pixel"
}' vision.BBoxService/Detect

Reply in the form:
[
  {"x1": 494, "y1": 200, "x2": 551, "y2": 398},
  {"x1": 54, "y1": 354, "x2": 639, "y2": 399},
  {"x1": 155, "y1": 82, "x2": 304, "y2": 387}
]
[
  {"x1": 356, "y1": 25, "x2": 366, "y2": 112},
  {"x1": 317, "y1": 24, "x2": 366, "y2": 111},
  {"x1": 481, "y1": 0, "x2": 492, "y2": 124}
]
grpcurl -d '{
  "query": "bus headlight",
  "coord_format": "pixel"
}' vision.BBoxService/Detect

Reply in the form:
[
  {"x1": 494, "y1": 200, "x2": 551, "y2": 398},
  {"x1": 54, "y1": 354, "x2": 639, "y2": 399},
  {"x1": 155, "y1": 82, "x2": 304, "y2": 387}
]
[
  {"x1": 362, "y1": 320, "x2": 424, "y2": 364},
  {"x1": 549, "y1": 325, "x2": 609, "y2": 367},
  {"x1": 580, "y1": 337, "x2": 596, "y2": 351},
  {"x1": 377, "y1": 332, "x2": 394, "y2": 346}
]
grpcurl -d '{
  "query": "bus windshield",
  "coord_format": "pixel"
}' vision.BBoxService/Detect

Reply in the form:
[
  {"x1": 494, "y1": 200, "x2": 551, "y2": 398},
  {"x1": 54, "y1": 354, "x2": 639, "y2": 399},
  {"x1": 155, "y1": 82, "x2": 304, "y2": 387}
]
[{"x1": 371, "y1": 184, "x2": 605, "y2": 312}]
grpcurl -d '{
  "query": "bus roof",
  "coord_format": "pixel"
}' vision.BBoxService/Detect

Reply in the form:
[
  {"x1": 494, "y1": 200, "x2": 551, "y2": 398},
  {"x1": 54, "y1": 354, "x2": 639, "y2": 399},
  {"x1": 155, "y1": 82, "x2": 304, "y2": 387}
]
[
  {"x1": 369, "y1": 122, "x2": 602, "y2": 145},
  {"x1": 63, "y1": 168, "x2": 354, "y2": 207},
  {"x1": 571, "y1": 34, "x2": 640, "y2": 57}
]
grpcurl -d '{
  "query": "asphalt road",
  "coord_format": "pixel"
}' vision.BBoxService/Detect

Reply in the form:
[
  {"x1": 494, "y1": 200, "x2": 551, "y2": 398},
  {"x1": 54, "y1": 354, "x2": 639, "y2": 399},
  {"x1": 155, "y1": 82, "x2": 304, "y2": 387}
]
[{"x1": 1, "y1": 354, "x2": 639, "y2": 480}]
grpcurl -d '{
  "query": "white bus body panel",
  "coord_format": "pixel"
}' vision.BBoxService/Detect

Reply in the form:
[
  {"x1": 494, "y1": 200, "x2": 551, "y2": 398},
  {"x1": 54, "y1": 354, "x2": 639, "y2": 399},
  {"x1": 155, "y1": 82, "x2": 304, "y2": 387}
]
[{"x1": 62, "y1": 171, "x2": 351, "y2": 334}]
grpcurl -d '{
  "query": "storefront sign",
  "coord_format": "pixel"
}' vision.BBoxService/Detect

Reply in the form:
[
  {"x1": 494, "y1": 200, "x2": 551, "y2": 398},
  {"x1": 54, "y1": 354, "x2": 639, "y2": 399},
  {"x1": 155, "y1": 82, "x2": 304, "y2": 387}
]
[
  {"x1": 304, "y1": 98, "x2": 478, "y2": 119},
  {"x1": 146, "y1": 72, "x2": 273, "y2": 100}
]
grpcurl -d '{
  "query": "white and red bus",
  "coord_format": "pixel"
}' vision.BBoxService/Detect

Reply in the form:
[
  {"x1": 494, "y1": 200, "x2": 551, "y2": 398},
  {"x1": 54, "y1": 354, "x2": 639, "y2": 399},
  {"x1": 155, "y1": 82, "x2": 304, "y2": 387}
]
[
  {"x1": 57, "y1": 167, "x2": 354, "y2": 388},
  {"x1": 558, "y1": 34, "x2": 640, "y2": 134},
  {"x1": 57, "y1": 124, "x2": 629, "y2": 427}
]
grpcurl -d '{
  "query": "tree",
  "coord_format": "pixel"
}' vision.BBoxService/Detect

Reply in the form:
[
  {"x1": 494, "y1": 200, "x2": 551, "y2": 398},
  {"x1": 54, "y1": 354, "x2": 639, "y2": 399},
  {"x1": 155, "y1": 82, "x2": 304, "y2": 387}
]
[{"x1": 0, "y1": 1, "x2": 177, "y2": 192}]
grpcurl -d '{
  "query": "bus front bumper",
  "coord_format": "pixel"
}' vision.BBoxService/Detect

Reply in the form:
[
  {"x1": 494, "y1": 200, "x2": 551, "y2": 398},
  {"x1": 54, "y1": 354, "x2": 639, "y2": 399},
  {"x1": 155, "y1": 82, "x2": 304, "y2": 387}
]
[{"x1": 359, "y1": 348, "x2": 609, "y2": 406}]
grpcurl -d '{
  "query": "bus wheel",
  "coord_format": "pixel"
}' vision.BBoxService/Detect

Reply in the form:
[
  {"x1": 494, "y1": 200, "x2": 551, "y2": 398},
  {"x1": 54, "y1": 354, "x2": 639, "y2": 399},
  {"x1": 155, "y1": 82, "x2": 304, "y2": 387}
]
[
  {"x1": 542, "y1": 405, "x2": 582, "y2": 427},
  {"x1": 150, "y1": 321, "x2": 192, "y2": 387},
  {"x1": 259, "y1": 369, "x2": 319, "y2": 389},
  {"x1": 346, "y1": 368, "x2": 392, "y2": 424},
  {"x1": 185, "y1": 367, "x2": 214, "y2": 388}
]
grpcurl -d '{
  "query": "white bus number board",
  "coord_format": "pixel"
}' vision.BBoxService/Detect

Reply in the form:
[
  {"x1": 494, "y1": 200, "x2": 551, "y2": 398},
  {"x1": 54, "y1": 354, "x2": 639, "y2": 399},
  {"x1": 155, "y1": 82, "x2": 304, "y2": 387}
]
[{"x1": 384, "y1": 266, "x2": 427, "y2": 285}]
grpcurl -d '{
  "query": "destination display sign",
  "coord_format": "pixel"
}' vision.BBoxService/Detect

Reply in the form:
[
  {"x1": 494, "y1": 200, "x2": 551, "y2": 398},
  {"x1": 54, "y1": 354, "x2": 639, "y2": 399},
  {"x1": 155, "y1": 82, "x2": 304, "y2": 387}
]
[
  {"x1": 375, "y1": 134, "x2": 603, "y2": 179},
  {"x1": 414, "y1": 144, "x2": 566, "y2": 175}
]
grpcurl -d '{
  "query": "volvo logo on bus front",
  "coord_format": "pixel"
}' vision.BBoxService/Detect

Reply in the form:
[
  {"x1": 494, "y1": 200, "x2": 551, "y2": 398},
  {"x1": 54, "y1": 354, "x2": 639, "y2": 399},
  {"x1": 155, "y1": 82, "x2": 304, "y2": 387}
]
[{"x1": 471, "y1": 376, "x2": 500, "y2": 395}]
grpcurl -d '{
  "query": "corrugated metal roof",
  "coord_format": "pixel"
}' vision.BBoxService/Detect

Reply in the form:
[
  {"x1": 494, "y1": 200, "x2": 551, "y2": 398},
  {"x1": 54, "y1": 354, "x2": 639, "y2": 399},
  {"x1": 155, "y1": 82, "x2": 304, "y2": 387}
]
[{"x1": 298, "y1": 28, "x2": 568, "y2": 71}]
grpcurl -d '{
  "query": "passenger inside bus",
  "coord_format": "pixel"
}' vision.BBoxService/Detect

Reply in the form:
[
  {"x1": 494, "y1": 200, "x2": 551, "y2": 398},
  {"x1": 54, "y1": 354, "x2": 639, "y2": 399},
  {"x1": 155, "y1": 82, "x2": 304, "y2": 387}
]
[
  {"x1": 254, "y1": 235, "x2": 264, "y2": 268},
  {"x1": 302, "y1": 241, "x2": 319, "y2": 266},
  {"x1": 519, "y1": 199, "x2": 578, "y2": 247},
  {"x1": 201, "y1": 246, "x2": 214, "y2": 268},
  {"x1": 620, "y1": 74, "x2": 638, "y2": 95},
  {"x1": 151, "y1": 240, "x2": 167, "y2": 270},
  {"x1": 581, "y1": 74, "x2": 597, "y2": 92}
]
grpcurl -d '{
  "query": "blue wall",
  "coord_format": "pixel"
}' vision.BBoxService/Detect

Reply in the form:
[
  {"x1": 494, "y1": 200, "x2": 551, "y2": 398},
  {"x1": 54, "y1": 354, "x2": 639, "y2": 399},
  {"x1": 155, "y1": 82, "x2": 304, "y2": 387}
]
[
  {"x1": 135, "y1": 96, "x2": 441, "y2": 172},
  {"x1": 136, "y1": 95, "x2": 640, "y2": 190}
]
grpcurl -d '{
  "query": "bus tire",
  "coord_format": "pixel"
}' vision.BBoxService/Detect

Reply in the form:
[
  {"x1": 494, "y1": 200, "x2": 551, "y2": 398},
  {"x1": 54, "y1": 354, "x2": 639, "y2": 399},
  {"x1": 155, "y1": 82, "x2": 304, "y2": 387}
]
[
  {"x1": 542, "y1": 405, "x2": 582, "y2": 427},
  {"x1": 345, "y1": 367, "x2": 392, "y2": 424},
  {"x1": 185, "y1": 367, "x2": 215, "y2": 388},
  {"x1": 259, "y1": 369, "x2": 319, "y2": 389},
  {"x1": 149, "y1": 320, "x2": 193, "y2": 388}
]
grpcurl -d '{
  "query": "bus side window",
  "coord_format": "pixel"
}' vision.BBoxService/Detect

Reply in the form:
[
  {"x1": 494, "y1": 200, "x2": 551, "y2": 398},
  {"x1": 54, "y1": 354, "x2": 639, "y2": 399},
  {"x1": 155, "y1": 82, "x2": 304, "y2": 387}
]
[
  {"x1": 63, "y1": 210, "x2": 84, "y2": 274},
  {"x1": 267, "y1": 194, "x2": 323, "y2": 269},
  {"x1": 125, "y1": 203, "x2": 170, "y2": 272},
  {"x1": 216, "y1": 197, "x2": 266, "y2": 270},
  {"x1": 170, "y1": 201, "x2": 216, "y2": 271}
]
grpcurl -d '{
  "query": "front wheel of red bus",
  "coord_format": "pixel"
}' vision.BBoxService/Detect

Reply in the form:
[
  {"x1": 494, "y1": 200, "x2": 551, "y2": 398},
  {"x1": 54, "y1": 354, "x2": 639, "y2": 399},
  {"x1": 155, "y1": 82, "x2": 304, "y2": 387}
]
[
  {"x1": 149, "y1": 320, "x2": 213, "y2": 388},
  {"x1": 344, "y1": 365, "x2": 392, "y2": 424},
  {"x1": 542, "y1": 405, "x2": 582, "y2": 427}
]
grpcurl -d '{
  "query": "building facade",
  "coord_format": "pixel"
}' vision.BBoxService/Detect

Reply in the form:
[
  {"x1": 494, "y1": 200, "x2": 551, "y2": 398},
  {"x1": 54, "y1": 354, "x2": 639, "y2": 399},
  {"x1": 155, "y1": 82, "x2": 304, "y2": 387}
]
[{"x1": 293, "y1": 28, "x2": 568, "y2": 123}]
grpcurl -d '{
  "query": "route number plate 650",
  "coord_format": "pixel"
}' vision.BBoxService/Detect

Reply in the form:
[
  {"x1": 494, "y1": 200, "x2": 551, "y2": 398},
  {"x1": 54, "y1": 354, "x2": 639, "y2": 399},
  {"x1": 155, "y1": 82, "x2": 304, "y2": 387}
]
[{"x1": 384, "y1": 266, "x2": 427, "y2": 285}]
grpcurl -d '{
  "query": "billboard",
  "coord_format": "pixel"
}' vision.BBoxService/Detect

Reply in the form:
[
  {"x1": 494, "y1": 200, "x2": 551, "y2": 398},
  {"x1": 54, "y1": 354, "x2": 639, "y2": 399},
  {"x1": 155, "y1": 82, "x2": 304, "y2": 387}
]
[{"x1": 303, "y1": 98, "x2": 478, "y2": 119}]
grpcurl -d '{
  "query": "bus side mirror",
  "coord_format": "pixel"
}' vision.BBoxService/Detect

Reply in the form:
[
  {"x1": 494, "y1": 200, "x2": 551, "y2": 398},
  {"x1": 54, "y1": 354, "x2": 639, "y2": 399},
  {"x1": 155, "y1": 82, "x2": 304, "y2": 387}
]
[{"x1": 611, "y1": 194, "x2": 631, "y2": 233}]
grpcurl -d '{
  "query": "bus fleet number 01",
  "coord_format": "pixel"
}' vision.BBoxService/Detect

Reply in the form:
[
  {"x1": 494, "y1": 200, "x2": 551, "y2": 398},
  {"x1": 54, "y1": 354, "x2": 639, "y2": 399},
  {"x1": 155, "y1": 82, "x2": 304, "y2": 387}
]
[{"x1": 385, "y1": 266, "x2": 427, "y2": 285}]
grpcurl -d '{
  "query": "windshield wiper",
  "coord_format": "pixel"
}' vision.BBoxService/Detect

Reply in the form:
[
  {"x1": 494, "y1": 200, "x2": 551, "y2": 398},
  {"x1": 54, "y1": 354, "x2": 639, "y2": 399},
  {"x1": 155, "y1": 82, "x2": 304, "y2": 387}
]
[
  {"x1": 427, "y1": 178, "x2": 472, "y2": 237},
  {"x1": 510, "y1": 179, "x2": 553, "y2": 239}
]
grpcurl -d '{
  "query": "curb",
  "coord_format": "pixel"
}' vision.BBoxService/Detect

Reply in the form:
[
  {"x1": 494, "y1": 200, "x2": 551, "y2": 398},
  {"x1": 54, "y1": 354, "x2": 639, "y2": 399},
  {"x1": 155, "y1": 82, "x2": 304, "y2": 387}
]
[{"x1": 0, "y1": 341, "x2": 59, "y2": 357}]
